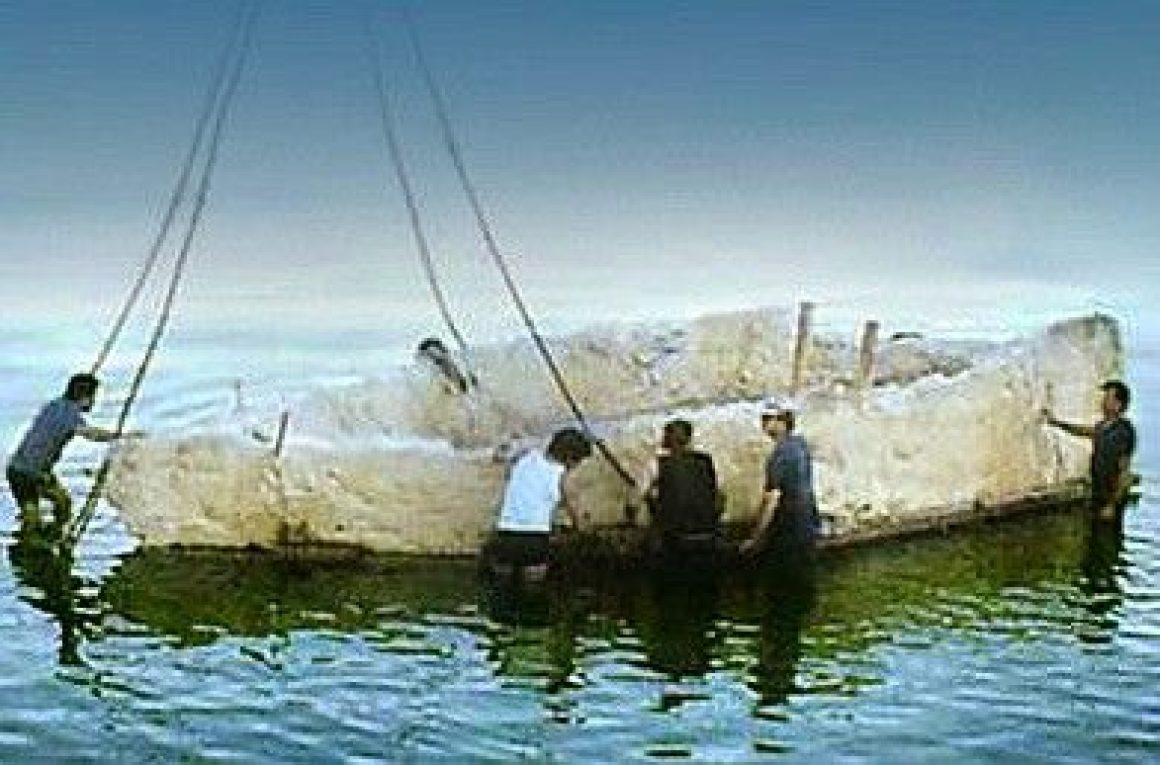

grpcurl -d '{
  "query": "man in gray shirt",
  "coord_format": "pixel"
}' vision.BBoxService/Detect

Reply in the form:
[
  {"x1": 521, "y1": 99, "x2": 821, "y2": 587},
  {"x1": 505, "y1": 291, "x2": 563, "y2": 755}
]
[{"x1": 7, "y1": 373, "x2": 123, "y2": 535}]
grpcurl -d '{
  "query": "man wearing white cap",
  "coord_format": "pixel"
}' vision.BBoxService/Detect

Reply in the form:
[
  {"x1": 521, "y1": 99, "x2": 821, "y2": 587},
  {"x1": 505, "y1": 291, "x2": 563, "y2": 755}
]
[{"x1": 740, "y1": 397, "x2": 820, "y2": 557}]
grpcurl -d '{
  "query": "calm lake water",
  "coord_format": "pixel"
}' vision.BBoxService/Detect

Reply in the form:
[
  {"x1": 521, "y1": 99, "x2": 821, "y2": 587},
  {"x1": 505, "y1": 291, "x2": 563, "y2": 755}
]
[{"x1": 1, "y1": 316, "x2": 1157, "y2": 763}]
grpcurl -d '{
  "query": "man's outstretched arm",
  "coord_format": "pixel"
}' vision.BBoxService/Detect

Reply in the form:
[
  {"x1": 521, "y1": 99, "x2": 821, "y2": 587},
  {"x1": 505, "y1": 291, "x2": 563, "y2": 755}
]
[{"x1": 1042, "y1": 409, "x2": 1095, "y2": 438}]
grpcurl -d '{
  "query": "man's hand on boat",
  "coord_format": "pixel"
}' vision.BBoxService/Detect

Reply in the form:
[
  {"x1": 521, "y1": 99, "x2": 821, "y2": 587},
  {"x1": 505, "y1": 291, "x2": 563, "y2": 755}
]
[
  {"x1": 554, "y1": 514, "x2": 586, "y2": 534},
  {"x1": 83, "y1": 427, "x2": 146, "y2": 442},
  {"x1": 738, "y1": 535, "x2": 764, "y2": 557}
]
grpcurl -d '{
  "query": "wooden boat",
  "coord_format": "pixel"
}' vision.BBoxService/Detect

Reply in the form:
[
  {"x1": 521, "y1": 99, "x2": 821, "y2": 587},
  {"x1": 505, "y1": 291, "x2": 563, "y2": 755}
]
[{"x1": 103, "y1": 307, "x2": 1123, "y2": 554}]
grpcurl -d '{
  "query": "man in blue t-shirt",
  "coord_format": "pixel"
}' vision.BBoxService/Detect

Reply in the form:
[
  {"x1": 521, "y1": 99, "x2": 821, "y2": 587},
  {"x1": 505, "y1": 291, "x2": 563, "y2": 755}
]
[
  {"x1": 1043, "y1": 379, "x2": 1137, "y2": 520},
  {"x1": 6, "y1": 373, "x2": 125, "y2": 535},
  {"x1": 741, "y1": 397, "x2": 820, "y2": 557}
]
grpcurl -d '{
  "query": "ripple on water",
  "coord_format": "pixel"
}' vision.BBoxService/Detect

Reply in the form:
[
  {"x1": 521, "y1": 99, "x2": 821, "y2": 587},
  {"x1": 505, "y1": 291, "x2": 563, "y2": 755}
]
[
  {"x1": 642, "y1": 742, "x2": 693, "y2": 758},
  {"x1": 4, "y1": 474, "x2": 1160, "y2": 762}
]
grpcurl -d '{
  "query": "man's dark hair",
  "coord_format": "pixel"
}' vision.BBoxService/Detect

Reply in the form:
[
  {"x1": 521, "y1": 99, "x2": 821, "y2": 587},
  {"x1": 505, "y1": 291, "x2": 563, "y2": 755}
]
[
  {"x1": 547, "y1": 427, "x2": 592, "y2": 465},
  {"x1": 761, "y1": 410, "x2": 795, "y2": 431},
  {"x1": 1102, "y1": 379, "x2": 1131, "y2": 411},
  {"x1": 663, "y1": 419, "x2": 693, "y2": 450},
  {"x1": 65, "y1": 373, "x2": 99, "y2": 401}
]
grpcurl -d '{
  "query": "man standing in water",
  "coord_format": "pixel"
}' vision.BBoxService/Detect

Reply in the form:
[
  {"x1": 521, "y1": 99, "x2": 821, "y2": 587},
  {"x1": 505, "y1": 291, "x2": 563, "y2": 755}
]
[
  {"x1": 740, "y1": 398, "x2": 820, "y2": 558},
  {"x1": 489, "y1": 427, "x2": 593, "y2": 576},
  {"x1": 640, "y1": 419, "x2": 722, "y2": 558},
  {"x1": 6, "y1": 373, "x2": 124, "y2": 536},
  {"x1": 1043, "y1": 379, "x2": 1137, "y2": 520}
]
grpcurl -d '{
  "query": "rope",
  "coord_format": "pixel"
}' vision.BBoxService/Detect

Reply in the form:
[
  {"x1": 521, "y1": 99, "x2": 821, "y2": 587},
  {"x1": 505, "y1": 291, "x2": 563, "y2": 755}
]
[
  {"x1": 65, "y1": 1, "x2": 260, "y2": 548},
  {"x1": 403, "y1": 9, "x2": 637, "y2": 488},
  {"x1": 364, "y1": 17, "x2": 474, "y2": 370},
  {"x1": 90, "y1": 2, "x2": 250, "y2": 375}
]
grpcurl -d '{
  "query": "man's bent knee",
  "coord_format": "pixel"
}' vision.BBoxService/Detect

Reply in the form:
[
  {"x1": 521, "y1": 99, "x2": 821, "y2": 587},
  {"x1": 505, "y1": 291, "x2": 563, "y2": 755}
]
[{"x1": 44, "y1": 479, "x2": 72, "y2": 519}]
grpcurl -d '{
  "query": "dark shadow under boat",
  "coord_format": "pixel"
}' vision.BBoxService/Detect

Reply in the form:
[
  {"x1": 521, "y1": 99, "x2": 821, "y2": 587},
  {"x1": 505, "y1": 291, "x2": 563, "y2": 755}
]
[{"x1": 73, "y1": 501, "x2": 1129, "y2": 706}]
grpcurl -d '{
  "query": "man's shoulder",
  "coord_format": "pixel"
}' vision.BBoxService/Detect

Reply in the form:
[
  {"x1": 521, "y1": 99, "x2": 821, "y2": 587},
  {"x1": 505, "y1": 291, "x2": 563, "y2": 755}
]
[
  {"x1": 779, "y1": 434, "x2": 808, "y2": 453},
  {"x1": 1109, "y1": 417, "x2": 1136, "y2": 437},
  {"x1": 1097, "y1": 417, "x2": 1137, "y2": 454},
  {"x1": 511, "y1": 447, "x2": 539, "y2": 468},
  {"x1": 1118, "y1": 417, "x2": 1138, "y2": 446},
  {"x1": 667, "y1": 449, "x2": 712, "y2": 460},
  {"x1": 34, "y1": 397, "x2": 60, "y2": 416},
  {"x1": 32, "y1": 397, "x2": 77, "y2": 425}
]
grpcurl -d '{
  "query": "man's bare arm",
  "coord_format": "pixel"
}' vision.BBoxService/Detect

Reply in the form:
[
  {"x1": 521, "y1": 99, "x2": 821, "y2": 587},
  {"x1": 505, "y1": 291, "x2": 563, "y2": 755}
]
[
  {"x1": 560, "y1": 477, "x2": 582, "y2": 530},
  {"x1": 1042, "y1": 410, "x2": 1095, "y2": 439},
  {"x1": 77, "y1": 426, "x2": 144, "y2": 442},
  {"x1": 77, "y1": 425, "x2": 118, "y2": 442},
  {"x1": 740, "y1": 489, "x2": 779, "y2": 554},
  {"x1": 1112, "y1": 455, "x2": 1135, "y2": 506}
]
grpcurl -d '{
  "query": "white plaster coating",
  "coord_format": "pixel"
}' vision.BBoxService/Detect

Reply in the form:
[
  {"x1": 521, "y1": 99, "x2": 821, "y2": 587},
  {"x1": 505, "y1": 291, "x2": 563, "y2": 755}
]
[{"x1": 104, "y1": 308, "x2": 1120, "y2": 552}]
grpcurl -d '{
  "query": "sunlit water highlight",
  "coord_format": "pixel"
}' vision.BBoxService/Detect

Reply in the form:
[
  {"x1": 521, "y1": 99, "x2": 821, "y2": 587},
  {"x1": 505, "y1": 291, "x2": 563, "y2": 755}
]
[{"x1": 1, "y1": 312, "x2": 1157, "y2": 763}]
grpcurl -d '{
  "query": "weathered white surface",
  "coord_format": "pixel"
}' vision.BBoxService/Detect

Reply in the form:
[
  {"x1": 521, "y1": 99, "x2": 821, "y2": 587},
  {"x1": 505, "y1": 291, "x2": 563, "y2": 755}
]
[{"x1": 104, "y1": 309, "x2": 1121, "y2": 552}]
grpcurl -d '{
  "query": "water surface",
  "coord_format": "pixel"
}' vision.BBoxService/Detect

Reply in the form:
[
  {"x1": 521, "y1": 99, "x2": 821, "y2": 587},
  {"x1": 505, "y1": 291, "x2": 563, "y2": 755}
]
[{"x1": 1, "y1": 318, "x2": 1157, "y2": 763}]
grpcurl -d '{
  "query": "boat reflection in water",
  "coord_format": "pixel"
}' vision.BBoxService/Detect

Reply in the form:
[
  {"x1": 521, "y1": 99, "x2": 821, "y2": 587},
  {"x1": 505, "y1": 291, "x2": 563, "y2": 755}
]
[
  {"x1": 87, "y1": 507, "x2": 1115, "y2": 684},
  {"x1": 7, "y1": 531, "x2": 95, "y2": 667},
  {"x1": 11, "y1": 505, "x2": 1126, "y2": 734}
]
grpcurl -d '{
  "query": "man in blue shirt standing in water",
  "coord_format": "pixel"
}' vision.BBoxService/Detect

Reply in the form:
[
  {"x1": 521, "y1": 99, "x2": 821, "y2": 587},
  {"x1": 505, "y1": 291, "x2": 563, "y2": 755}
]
[
  {"x1": 6, "y1": 373, "x2": 125, "y2": 536},
  {"x1": 740, "y1": 397, "x2": 820, "y2": 559}
]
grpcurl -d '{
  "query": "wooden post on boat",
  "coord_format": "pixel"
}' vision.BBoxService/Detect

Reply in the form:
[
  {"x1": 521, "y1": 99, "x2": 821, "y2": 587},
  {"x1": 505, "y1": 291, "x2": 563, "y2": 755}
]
[
  {"x1": 857, "y1": 320, "x2": 880, "y2": 389},
  {"x1": 1044, "y1": 381, "x2": 1065, "y2": 484},
  {"x1": 273, "y1": 411, "x2": 290, "y2": 458},
  {"x1": 270, "y1": 410, "x2": 297, "y2": 556},
  {"x1": 791, "y1": 301, "x2": 814, "y2": 393}
]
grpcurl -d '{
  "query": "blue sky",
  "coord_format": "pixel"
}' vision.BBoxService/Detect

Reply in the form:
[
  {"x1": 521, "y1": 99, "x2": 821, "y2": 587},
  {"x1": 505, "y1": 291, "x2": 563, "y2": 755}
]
[{"x1": 1, "y1": 1, "x2": 1158, "y2": 330}]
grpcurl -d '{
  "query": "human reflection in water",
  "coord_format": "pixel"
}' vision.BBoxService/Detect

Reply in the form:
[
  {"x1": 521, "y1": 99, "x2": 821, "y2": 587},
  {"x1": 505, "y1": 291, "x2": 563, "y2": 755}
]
[
  {"x1": 749, "y1": 553, "x2": 818, "y2": 705},
  {"x1": 481, "y1": 576, "x2": 582, "y2": 698},
  {"x1": 632, "y1": 566, "x2": 723, "y2": 682},
  {"x1": 1076, "y1": 513, "x2": 1126, "y2": 642},
  {"x1": 7, "y1": 529, "x2": 92, "y2": 666}
]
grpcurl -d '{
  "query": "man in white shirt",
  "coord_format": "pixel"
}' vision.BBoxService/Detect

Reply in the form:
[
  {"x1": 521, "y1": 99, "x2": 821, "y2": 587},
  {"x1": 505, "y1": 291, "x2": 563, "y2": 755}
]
[{"x1": 489, "y1": 427, "x2": 592, "y2": 574}]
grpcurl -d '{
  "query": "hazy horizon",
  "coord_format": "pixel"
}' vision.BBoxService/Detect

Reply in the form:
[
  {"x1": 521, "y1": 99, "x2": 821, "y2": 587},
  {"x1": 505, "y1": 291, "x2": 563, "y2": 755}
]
[{"x1": 2, "y1": 1, "x2": 1158, "y2": 332}]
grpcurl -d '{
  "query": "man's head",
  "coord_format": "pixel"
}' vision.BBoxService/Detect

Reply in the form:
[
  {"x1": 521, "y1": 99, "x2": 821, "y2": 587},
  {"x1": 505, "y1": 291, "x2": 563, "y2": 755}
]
[
  {"x1": 760, "y1": 397, "x2": 795, "y2": 439},
  {"x1": 65, "y1": 373, "x2": 100, "y2": 411},
  {"x1": 547, "y1": 427, "x2": 593, "y2": 469},
  {"x1": 1100, "y1": 379, "x2": 1131, "y2": 418},
  {"x1": 661, "y1": 419, "x2": 693, "y2": 451}
]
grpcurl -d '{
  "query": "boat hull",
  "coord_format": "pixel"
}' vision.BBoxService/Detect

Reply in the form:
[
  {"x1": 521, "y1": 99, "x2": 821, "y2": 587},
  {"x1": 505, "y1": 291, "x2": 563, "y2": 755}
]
[{"x1": 104, "y1": 312, "x2": 1122, "y2": 553}]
